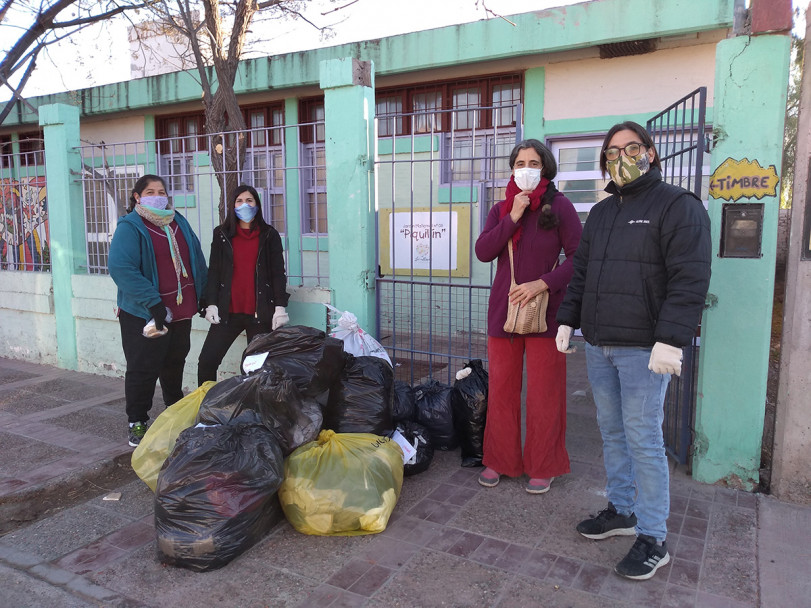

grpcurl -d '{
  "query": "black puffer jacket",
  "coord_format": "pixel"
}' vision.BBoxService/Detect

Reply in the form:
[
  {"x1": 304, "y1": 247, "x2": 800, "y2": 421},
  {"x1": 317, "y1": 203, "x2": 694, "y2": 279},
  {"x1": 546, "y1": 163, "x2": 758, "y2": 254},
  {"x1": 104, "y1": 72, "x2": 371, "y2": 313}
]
[
  {"x1": 556, "y1": 168, "x2": 711, "y2": 348},
  {"x1": 205, "y1": 224, "x2": 289, "y2": 323}
]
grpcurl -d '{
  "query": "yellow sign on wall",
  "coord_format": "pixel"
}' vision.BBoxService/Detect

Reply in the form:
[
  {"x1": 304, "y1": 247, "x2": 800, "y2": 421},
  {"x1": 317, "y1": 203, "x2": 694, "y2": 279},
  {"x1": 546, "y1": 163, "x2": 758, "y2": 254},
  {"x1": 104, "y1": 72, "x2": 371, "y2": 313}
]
[{"x1": 709, "y1": 158, "x2": 779, "y2": 201}]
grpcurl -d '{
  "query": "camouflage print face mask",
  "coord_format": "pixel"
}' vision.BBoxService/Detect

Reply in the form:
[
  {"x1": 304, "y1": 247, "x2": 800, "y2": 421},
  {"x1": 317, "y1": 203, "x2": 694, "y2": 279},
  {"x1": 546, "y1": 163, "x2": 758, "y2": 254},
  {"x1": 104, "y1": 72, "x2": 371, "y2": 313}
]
[{"x1": 606, "y1": 152, "x2": 650, "y2": 187}]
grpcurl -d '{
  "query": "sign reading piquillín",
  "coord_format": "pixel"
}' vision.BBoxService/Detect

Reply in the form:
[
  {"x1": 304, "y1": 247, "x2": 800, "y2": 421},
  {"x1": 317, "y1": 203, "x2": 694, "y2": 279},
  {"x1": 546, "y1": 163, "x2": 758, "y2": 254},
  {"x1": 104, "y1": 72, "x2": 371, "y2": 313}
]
[{"x1": 709, "y1": 158, "x2": 780, "y2": 201}]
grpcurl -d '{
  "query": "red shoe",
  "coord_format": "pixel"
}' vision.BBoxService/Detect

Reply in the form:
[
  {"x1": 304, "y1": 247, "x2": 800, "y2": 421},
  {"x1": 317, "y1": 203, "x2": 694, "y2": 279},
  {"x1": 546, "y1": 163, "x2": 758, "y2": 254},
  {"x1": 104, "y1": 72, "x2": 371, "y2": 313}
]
[
  {"x1": 526, "y1": 477, "x2": 554, "y2": 494},
  {"x1": 478, "y1": 467, "x2": 501, "y2": 487}
]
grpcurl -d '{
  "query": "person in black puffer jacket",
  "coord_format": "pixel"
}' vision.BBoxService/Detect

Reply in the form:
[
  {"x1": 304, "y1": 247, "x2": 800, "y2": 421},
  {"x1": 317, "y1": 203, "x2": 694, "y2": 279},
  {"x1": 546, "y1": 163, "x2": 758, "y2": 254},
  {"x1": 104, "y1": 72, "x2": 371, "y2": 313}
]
[
  {"x1": 556, "y1": 121, "x2": 711, "y2": 582},
  {"x1": 197, "y1": 185, "x2": 290, "y2": 384}
]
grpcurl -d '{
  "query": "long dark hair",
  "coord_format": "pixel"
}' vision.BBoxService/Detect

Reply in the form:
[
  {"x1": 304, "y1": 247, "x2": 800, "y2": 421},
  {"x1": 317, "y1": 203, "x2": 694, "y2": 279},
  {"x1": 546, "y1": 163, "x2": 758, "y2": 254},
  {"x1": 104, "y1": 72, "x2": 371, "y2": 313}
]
[
  {"x1": 221, "y1": 184, "x2": 268, "y2": 237},
  {"x1": 128, "y1": 174, "x2": 167, "y2": 212},
  {"x1": 598, "y1": 121, "x2": 662, "y2": 177},
  {"x1": 509, "y1": 139, "x2": 559, "y2": 230}
]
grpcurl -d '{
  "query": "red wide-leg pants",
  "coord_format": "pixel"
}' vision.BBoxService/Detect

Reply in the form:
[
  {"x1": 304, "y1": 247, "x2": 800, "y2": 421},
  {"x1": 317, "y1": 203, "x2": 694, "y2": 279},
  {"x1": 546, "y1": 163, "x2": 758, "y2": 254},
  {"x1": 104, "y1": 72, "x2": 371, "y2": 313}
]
[{"x1": 482, "y1": 336, "x2": 570, "y2": 479}]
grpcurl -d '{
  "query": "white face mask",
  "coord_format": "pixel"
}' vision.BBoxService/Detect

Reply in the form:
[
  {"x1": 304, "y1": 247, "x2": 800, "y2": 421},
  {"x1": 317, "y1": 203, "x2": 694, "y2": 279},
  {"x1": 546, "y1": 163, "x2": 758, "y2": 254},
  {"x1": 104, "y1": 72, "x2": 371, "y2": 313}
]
[
  {"x1": 139, "y1": 195, "x2": 169, "y2": 210},
  {"x1": 513, "y1": 167, "x2": 542, "y2": 192}
]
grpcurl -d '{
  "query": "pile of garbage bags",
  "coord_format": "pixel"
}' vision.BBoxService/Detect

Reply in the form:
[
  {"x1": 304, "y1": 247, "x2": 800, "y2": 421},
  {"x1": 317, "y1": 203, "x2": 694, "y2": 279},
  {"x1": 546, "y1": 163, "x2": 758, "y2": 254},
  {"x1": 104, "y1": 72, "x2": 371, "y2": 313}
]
[{"x1": 132, "y1": 307, "x2": 488, "y2": 572}]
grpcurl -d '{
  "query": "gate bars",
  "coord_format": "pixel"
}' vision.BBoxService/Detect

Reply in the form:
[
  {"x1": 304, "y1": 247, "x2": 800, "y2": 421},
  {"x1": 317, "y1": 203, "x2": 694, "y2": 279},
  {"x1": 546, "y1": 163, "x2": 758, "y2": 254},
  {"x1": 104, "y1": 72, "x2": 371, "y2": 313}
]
[{"x1": 646, "y1": 86, "x2": 708, "y2": 466}]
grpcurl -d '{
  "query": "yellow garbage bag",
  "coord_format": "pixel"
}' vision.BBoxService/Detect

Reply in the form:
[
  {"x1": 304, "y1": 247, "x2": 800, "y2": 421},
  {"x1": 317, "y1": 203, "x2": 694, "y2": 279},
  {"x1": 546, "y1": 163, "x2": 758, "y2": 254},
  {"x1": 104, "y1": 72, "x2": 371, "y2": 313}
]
[
  {"x1": 131, "y1": 381, "x2": 216, "y2": 492},
  {"x1": 279, "y1": 429, "x2": 404, "y2": 535}
]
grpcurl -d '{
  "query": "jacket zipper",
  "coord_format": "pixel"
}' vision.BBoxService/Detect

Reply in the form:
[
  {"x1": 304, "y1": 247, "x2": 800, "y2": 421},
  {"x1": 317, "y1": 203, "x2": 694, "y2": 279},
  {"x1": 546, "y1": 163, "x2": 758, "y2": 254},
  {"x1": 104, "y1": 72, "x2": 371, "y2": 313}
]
[{"x1": 255, "y1": 232, "x2": 267, "y2": 319}]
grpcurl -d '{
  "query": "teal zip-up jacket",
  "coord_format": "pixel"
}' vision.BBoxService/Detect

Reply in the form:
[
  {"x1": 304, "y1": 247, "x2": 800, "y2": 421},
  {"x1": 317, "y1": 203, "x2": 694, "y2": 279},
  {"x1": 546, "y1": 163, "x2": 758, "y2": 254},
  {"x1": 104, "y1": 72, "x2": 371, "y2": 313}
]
[{"x1": 108, "y1": 211, "x2": 208, "y2": 320}]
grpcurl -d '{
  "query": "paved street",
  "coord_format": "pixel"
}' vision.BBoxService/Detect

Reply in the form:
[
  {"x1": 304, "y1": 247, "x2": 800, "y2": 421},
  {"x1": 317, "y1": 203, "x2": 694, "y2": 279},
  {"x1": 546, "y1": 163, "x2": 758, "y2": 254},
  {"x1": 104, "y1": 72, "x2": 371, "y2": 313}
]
[{"x1": 1, "y1": 348, "x2": 809, "y2": 607}]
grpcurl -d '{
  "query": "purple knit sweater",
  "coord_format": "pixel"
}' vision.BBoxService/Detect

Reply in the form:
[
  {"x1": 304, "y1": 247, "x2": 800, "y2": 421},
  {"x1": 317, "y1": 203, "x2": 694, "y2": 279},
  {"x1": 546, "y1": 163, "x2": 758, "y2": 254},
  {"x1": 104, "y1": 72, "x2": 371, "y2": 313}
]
[{"x1": 475, "y1": 191, "x2": 582, "y2": 338}]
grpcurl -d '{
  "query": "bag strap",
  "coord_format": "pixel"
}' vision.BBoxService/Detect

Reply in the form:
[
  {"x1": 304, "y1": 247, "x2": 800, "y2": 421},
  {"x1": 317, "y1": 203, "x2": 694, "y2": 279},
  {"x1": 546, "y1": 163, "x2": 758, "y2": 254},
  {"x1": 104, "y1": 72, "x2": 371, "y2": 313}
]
[{"x1": 507, "y1": 240, "x2": 517, "y2": 287}]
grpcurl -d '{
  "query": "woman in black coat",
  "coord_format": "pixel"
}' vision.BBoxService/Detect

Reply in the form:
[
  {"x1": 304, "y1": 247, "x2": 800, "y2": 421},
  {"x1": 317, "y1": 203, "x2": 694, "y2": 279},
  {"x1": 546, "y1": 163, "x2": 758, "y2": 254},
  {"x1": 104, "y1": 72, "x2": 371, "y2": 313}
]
[{"x1": 197, "y1": 185, "x2": 290, "y2": 384}]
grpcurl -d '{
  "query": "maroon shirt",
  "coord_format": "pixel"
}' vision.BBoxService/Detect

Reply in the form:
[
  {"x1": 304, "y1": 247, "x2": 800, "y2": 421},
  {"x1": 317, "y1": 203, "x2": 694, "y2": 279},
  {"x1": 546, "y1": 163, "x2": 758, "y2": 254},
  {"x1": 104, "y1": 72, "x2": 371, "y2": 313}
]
[
  {"x1": 475, "y1": 192, "x2": 582, "y2": 338},
  {"x1": 230, "y1": 226, "x2": 260, "y2": 315},
  {"x1": 144, "y1": 219, "x2": 198, "y2": 321}
]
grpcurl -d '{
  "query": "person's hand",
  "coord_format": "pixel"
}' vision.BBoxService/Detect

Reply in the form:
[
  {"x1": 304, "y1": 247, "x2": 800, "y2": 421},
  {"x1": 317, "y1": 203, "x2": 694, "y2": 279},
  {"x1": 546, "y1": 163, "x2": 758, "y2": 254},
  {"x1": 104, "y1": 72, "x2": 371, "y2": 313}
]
[
  {"x1": 509, "y1": 191, "x2": 532, "y2": 223},
  {"x1": 508, "y1": 279, "x2": 548, "y2": 307},
  {"x1": 648, "y1": 342, "x2": 682, "y2": 376},
  {"x1": 555, "y1": 325, "x2": 576, "y2": 354},
  {"x1": 149, "y1": 303, "x2": 167, "y2": 331},
  {"x1": 272, "y1": 306, "x2": 289, "y2": 330},
  {"x1": 205, "y1": 305, "x2": 220, "y2": 324}
]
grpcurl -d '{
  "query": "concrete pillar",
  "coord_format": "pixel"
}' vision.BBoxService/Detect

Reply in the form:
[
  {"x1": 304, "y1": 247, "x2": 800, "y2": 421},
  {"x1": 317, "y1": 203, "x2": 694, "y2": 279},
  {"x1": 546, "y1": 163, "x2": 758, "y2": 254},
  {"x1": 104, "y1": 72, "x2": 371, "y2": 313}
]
[
  {"x1": 39, "y1": 103, "x2": 85, "y2": 370},
  {"x1": 320, "y1": 58, "x2": 377, "y2": 334},
  {"x1": 283, "y1": 97, "x2": 304, "y2": 284},
  {"x1": 692, "y1": 30, "x2": 791, "y2": 488},
  {"x1": 772, "y1": 6, "x2": 811, "y2": 504}
]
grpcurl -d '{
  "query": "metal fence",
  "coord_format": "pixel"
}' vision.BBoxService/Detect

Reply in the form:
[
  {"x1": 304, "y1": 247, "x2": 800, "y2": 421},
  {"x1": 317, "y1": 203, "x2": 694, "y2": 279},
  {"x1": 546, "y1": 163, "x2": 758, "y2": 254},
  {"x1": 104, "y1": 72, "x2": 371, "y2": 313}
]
[
  {"x1": 77, "y1": 121, "x2": 328, "y2": 286},
  {"x1": 647, "y1": 87, "x2": 708, "y2": 466},
  {"x1": 375, "y1": 104, "x2": 521, "y2": 384},
  {"x1": 0, "y1": 140, "x2": 50, "y2": 272}
]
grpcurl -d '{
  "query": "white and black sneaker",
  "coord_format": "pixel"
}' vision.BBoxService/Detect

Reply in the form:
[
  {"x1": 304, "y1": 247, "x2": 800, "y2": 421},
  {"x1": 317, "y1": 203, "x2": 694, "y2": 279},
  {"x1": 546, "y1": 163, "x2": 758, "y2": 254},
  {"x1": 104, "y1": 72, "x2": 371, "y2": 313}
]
[
  {"x1": 614, "y1": 534, "x2": 670, "y2": 580},
  {"x1": 576, "y1": 502, "x2": 638, "y2": 539}
]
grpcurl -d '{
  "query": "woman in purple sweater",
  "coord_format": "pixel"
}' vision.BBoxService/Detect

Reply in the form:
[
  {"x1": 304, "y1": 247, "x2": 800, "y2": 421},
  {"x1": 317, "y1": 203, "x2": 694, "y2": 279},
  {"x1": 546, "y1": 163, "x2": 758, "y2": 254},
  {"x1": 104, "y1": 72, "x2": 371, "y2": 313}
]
[{"x1": 474, "y1": 139, "x2": 582, "y2": 494}]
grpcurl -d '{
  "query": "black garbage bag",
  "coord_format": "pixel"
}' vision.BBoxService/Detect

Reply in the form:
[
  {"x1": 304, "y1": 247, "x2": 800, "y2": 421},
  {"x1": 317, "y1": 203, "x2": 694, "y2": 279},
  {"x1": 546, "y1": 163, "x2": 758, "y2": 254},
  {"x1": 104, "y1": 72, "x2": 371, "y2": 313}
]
[
  {"x1": 155, "y1": 423, "x2": 285, "y2": 572},
  {"x1": 451, "y1": 360, "x2": 488, "y2": 467},
  {"x1": 414, "y1": 379, "x2": 458, "y2": 450},
  {"x1": 324, "y1": 354, "x2": 394, "y2": 435},
  {"x1": 392, "y1": 380, "x2": 416, "y2": 423},
  {"x1": 196, "y1": 363, "x2": 322, "y2": 455},
  {"x1": 395, "y1": 420, "x2": 434, "y2": 476},
  {"x1": 241, "y1": 326, "x2": 345, "y2": 402}
]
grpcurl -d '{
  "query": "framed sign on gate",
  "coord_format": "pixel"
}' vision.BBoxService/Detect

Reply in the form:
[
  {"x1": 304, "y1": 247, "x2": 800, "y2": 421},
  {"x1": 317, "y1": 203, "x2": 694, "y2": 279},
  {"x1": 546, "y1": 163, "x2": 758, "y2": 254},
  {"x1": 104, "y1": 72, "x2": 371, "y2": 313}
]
[{"x1": 379, "y1": 206, "x2": 471, "y2": 277}]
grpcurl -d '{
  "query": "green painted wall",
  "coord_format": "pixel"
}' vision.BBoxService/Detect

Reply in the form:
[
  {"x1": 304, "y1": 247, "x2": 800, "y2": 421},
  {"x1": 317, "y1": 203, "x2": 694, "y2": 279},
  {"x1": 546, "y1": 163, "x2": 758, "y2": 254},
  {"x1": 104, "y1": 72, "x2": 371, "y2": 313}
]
[
  {"x1": 693, "y1": 34, "x2": 791, "y2": 488},
  {"x1": 2, "y1": 0, "x2": 734, "y2": 128}
]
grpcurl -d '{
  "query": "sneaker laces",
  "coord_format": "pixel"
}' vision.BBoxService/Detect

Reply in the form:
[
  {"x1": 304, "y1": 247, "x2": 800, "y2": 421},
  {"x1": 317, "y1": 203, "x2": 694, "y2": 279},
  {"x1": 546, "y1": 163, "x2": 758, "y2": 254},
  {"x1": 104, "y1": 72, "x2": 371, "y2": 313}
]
[{"x1": 592, "y1": 506, "x2": 619, "y2": 522}]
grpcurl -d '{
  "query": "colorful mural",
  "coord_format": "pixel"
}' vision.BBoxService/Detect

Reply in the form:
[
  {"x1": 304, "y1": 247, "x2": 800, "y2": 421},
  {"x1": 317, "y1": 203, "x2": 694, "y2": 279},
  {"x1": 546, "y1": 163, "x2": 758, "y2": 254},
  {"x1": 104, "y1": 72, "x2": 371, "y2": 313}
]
[{"x1": 0, "y1": 177, "x2": 50, "y2": 271}]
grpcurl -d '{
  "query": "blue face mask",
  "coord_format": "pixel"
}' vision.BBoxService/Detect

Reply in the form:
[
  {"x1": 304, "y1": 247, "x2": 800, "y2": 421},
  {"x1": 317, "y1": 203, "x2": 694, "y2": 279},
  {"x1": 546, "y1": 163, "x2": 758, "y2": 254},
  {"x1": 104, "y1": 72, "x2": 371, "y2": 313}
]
[
  {"x1": 235, "y1": 204, "x2": 258, "y2": 222},
  {"x1": 139, "y1": 195, "x2": 169, "y2": 210}
]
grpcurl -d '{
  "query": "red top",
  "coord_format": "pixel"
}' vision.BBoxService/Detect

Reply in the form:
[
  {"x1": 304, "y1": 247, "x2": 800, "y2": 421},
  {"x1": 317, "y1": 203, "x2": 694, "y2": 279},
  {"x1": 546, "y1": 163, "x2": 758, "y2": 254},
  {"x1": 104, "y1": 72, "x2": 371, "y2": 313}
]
[
  {"x1": 144, "y1": 219, "x2": 197, "y2": 321},
  {"x1": 230, "y1": 226, "x2": 260, "y2": 315}
]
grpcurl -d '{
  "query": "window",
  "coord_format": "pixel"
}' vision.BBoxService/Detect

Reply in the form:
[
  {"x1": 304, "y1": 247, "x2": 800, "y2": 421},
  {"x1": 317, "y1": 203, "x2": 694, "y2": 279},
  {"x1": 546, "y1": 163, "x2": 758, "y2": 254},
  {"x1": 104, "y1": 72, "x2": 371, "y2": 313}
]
[
  {"x1": 549, "y1": 138, "x2": 611, "y2": 223},
  {"x1": 302, "y1": 145, "x2": 327, "y2": 234},
  {"x1": 0, "y1": 136, "x2": 12, "y2": 169},
  {"x1": 299, "y1": 99, "x2": 325, "y2": 144},
  {"x1": 241, "y1": 103, "x2": 287, "y2": 233},
  {"x1": 157, "y1": 114, "x2": 206, "y2": 196},
  {"x1": 376, "y1": 74, "x2": 522, "y2": 137},
  {"x1": 82, "y1": 164, "x2": 143, "y2": 274},
  {"x1": 376, "y1": 95, "x2": 404, "y2": 138},
  {"x1": 17, "y1": 133, "x2": 45, "y2": 166}
]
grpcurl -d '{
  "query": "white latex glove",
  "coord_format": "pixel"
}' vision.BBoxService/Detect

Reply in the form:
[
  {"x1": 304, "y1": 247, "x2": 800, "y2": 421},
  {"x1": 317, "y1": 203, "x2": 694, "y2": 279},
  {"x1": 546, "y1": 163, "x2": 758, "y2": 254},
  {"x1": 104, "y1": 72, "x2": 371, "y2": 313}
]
[
  {"x1": 648, "y1": 342, "x2": 682, "y2": 376},
  {"x1": 272, "y1": 306, "x2": 289, "y2": 330},
  {"x1": 205, "y1": 305, "x2": 220, "y2": 324},
  {"x1": 555, "y1": 325, "x2": 576, "y2": 354}
]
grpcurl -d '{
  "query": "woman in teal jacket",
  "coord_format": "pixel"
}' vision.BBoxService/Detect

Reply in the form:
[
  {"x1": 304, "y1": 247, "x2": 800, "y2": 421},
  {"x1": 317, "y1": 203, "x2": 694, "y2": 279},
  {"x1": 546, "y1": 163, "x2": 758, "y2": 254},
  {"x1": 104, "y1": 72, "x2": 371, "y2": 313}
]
[{"x1": 108, "y1": 174, "x2": 207, "y2": 447}]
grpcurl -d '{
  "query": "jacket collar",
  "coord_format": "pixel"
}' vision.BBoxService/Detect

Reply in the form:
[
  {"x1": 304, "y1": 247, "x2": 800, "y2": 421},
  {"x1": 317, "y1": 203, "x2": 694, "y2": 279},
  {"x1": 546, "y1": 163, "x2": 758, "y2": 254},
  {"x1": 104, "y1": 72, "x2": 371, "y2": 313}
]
[{"x1": 605, "y1": 166, "x2": 663, "y2": 197}]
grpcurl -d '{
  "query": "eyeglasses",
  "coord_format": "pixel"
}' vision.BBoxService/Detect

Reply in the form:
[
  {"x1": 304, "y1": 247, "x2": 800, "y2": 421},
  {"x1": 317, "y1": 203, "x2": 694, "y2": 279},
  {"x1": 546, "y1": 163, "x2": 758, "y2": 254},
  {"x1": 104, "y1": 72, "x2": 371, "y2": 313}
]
[{"x1": 603, "y1": 143, "x2": 647, "y2": 161}]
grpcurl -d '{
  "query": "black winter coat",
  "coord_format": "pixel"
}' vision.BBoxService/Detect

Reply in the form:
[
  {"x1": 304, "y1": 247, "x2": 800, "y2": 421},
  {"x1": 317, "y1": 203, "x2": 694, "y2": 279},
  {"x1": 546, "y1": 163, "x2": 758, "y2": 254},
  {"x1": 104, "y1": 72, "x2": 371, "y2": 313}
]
[
  {"x1": 556, "y1": 168, "x2": 711, "y2": 348},
  {"x1": 204, "y1": 224, "x2": 289, "y2": 323}
]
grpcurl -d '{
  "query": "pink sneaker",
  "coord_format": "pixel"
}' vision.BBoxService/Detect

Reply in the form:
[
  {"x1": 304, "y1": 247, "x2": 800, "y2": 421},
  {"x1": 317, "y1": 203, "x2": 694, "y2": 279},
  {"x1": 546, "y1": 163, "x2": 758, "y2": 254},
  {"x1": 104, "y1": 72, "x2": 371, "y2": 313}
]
[
  {"x1": 478, "y1": 467, "x2": 501, "y2": 487},
  {"x1": 526, "y1": 477, "x2": 554, "y2": 494}
]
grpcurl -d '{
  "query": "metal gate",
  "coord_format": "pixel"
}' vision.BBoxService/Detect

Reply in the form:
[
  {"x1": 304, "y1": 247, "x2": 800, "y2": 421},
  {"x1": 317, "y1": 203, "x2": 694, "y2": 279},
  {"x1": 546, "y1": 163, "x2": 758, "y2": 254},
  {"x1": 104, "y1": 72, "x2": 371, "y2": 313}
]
[
  {"x1": 646, "y1": 87, "x2": 708, "y2": 466},
  {"x1": 374, "y1": 104, "x2": 522, "y2": 384}
]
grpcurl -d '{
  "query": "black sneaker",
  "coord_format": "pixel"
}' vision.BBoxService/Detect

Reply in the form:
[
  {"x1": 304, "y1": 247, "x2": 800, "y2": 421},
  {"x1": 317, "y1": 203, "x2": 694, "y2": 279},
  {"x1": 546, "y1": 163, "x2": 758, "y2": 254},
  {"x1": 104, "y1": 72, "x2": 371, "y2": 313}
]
[
  {"x1": 614, "y1": 534, "x2": 670, "y2": 580},
  {"x1": 576, "y1": 502, "x2": 638, "y2": 539},
  {"x1": 128, "y1": 421, "x2": 148, "y2": 447}
]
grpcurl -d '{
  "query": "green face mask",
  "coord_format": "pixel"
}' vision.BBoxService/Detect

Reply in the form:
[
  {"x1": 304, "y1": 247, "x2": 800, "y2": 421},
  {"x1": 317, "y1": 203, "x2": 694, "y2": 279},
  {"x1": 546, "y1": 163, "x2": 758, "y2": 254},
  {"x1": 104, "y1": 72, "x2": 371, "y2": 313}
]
[{"x1": 606, "y1": 152, "x2": 650, "y2": 187}]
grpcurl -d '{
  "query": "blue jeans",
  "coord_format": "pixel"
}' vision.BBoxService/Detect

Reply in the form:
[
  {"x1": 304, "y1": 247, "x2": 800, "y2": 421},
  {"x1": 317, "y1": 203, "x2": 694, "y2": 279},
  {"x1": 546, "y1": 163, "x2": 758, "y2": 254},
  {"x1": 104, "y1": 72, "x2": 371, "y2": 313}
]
[{"x1": 585, "y1": 343, "x2": 671, "y2": 542}]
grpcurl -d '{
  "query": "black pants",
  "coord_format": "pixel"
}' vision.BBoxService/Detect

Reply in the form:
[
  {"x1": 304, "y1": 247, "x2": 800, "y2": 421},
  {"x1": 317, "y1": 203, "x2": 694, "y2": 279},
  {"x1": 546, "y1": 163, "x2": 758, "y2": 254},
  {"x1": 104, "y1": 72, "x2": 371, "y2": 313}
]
[
  {"x1": 118, "y1": 309, "x2": 192, "y2": 423},
  {"x1": 197, "y1": 313, "x2": 272, "y2": 385}
]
